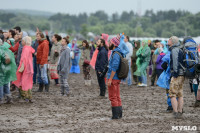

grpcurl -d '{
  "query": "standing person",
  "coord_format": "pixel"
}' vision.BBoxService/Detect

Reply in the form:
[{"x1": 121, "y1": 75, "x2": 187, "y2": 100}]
[
  {"x1": 31, "y1": 39, "x2": 39, "y2": 84},
  {"x1": 57, "y1": 37, "x2": 71, "y2": 96},
  {"x1": 168, "y1": 36, "x2": 185, "y2": 119},
  {"x1": 131, "y1": 41, "x2": 140, "y2": 85},
  {"x1": 7, "y1": 29, "x2": 16, "y2": 46},
  {"x1": 134, "y1": 40, "x2": 151, "y2": 87},
  {"x1": 95, "y1": 39, "x2": 108, "y2": 97},
  {"x1": 121, "y1": 36, "x2": 133, "y2": 86},
  {"x1": 13, "y1": 36, "x2": 35, "y2": 103},
  {"x1": 107, "y1": 37, "x2": 124, "y2": 119},
  {"x1": 36, "y1": 32, "x2": 49, "y2": 92},
  {"x1": 0, "y1": 38, "x2": 17, "y2": 104},
  {"x1": 49, "y1": 34, "x2": 62, "y2": 85},
  {"x1": 155, "y1": 44, "x2": 166, "y2": 78},
  {"x1": 79, "y1": 40, "x2": 91, "y2": 86},
  {"x1": 16, "y1": 32, "x2": 24, "y2": 67},
  {"x1": 157, "y1": 51, "x2": 173, "y2": 112},
  {"x1": 70, "y1": 39, "x2": 80, "y2": 74},
  {"x1": 150, "y1": 40, "x2": 160, "y2": 86},
  {"x1": 90, "y1": 40, "x2": 96, "y2": 59}
]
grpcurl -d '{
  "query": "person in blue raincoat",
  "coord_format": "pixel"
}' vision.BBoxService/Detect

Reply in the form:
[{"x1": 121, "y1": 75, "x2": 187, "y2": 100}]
[
  {"x1": 156, "y1": 51, "x2": 173, "y2": 112},
  {"x1": 69, "y1": 38, "x2": 80, "y2": 74}
]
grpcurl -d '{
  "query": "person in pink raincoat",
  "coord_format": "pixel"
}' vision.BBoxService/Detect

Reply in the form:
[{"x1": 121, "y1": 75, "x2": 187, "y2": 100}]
[{"x1": 13, "y1": 36, "x2": 35, "y2": 103}]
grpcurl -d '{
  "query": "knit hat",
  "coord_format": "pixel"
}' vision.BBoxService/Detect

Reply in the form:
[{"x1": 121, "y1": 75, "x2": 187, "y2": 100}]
[{"x1": 110, "y1": 37, "x2": 120, "y2": 47}]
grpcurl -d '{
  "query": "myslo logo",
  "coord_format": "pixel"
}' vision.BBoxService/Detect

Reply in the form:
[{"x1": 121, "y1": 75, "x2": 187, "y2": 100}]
[{"x1": 172, "y1": 126, "x2": 197, "y2": 131}]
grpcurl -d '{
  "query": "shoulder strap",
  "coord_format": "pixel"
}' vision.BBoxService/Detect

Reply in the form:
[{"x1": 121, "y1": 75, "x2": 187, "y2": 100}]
[{"x1": 111, "y1": 51, "x2": 123, "y2": 59}]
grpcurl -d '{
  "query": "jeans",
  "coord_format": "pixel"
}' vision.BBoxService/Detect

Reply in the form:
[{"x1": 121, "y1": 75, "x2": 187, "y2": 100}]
[
  {"x1": 33, "y1": 57, "x2": 37, "y2": 84},
  {"x1": 141, "y1": 76, "x2": 147, "y2": 84},
  {"x1": 0, "y1": 83, "x2": 11, "y2": 100},
  {"x1": 60, "y1": 76, "x2": 69, "y2": 95},
  {"x1": 37, "y1": 64, "x2": 48, "y2": 85},
  {"x1": 122, "y1": 61, "x2": 132, "y2": 86},
  {"x1": 96, "y1": 71, "x2": 106, "y2": 96}
]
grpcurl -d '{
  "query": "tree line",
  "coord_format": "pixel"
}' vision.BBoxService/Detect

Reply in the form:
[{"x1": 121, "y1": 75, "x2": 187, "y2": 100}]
[{"x1": 0, "y1": 9, "x2": 200, "y2": 37}]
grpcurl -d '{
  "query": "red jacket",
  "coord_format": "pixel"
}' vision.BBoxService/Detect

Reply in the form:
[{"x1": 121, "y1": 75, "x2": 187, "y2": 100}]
[
  {"x1": 9, "y1": 41, "x2": 20, "y2": 53},
  {"x1": 36, "y1": 39, "x2": 49, "y2": 65}
]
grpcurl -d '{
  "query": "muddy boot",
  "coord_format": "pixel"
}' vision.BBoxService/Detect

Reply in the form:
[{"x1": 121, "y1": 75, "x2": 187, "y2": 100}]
[
  {"x1": 5, "y1": 95, "x2": 12, "y2": 104},
  {"x1": 87, "y1": 80, "x2": 91, "y2": 86},
  {"x1": 118, "y1": 106, "x2": 122, "y2": 119},
  {"x1": 166, "y1": 106, "x2": 173, "y2": 113},
  {"x1": 37, "y1": 84, "x2": 44, "y2": 92},
  {"x1": 194, "y1": 100, "x2": 200, "y2": 107},
  {"x1": 10, "y1": 84, "x2": 16, "y2": 92},
  {"x1": 84, "y1": 80, "x2": 87, "y2": 86},
  {"x1": 45, "y1": 84, "x2": 49, "y2": 92},
  {"x1": 111, "y1": 107, "x2": 119, "y2": 119},
  {"x1": 0, "y1": 99, "x2": 3, "y2": 105}
]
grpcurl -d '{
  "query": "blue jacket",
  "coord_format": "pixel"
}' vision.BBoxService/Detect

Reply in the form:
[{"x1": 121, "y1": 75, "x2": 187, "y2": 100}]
[
  {"x1": 95, "y1": 46, "x2": 108, "y2": 72},
  {"x1": 156, "y1": 51, "x2": 171, "y2": 89},
  {"x1": 119, "y1": 34, "x2": 129, "y2": 55},
  {"x1": 107, "y1": 47, "x2": 124, "y2": 80}
]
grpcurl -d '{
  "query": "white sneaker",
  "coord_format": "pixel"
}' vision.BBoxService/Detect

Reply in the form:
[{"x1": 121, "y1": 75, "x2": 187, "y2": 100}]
[{"x1": 138, "y1": 83, "x2": 147, "y2": 87}]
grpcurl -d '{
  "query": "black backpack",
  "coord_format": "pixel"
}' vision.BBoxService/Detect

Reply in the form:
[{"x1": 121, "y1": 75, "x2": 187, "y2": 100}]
[{"x1": 112, "y1": 51, "x2": 129, "y2": 79}]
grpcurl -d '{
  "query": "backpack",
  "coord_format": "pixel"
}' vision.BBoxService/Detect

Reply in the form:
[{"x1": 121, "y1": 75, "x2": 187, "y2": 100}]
[
  {"x1": 180, "y1": 40, "x2": 200, "y2": 79},
  {"x1": 112, "y1": 51, "x2": 129, "y2": 79}
]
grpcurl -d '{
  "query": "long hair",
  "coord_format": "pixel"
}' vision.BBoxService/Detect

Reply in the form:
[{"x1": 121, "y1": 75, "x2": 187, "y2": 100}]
[
  {"x1": 100, "y1": 38, "x2": 108, "y2": 50},
  {"x1": 82, "y1": 40, "x2": 89, "y2": 49}
]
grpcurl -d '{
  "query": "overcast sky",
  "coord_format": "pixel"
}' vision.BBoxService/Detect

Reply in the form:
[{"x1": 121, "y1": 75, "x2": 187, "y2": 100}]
[{"x1": 0, "y1": 0, "x2": 199, "y2": 15}]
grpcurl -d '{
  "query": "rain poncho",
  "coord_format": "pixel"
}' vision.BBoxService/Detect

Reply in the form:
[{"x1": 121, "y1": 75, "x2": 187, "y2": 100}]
[
  {"x1": 134, "y1": 40, "x2": 151, "y2": 77},
  {"x1": 156, "y1": 51, "x2": 171, "y2": 89},
  {"x1": 0, "y1": 42, "x2": 17, "y2": 86},
  {"x1": 70, "y1": 39, "x2": 80, "y2": 73},
  {"x1": 13, "y1": 45, "x2": 35, "y2": 91},
  {"x1": 154, "y1": 41, "x2": 168, "y2": 55}
]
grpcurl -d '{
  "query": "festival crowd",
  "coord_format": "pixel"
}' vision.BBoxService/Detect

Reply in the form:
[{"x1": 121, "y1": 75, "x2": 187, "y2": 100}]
[{"x1": 0, "y1": 26, "x2": 200, "y2": 119}]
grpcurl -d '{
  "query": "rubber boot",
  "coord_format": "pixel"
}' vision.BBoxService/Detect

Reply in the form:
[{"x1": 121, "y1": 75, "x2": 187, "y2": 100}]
[
  {"x1": 87, "y1": 80, "x2": 91, "y2": 86},
  {"x1": 45, "y1": 84, "x2": 49, "y2": 92},
  {"x1": 85, "y1": 80, "x2": 88, "y2": 86},
  {"x1": 5, "y1": 95, "x2": 12, "y2": 104},
  {"x1": 194, "y1": 100, "x2": 200, "y2": 107},
  {"x1": 118, "y1": 106, "x2": 122, "y2": 119},
  {"x1": 37, "y1": 84, "x2": 44, "y2": 92},
  {"x1": 111, "y1": 107, "x2": 119, "y2": 119}
]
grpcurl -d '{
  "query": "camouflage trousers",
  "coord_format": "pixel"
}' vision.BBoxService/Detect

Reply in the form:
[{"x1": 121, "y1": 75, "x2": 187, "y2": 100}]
[{"x1": 19, "y1": 87, "x2": 32, "y2": 100}]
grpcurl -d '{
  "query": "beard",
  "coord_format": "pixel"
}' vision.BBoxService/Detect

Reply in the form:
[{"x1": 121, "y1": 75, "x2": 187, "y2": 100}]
[{"x1": 109, "y1": 44, "x2": 114, "y2": 50}]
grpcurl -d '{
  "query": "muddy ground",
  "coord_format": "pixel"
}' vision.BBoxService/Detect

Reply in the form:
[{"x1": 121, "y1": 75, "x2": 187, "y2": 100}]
[{"x1": 0, "y1": 69, "x2": 200, "y2": 133}]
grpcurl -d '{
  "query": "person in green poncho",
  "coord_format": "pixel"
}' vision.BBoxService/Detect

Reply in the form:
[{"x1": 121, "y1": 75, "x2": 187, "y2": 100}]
[
  {"x1": 0, "y1": 37, "x2": 17, "y2": 104},
  {"x1": 131, "y1": 40, "x2": 141, "y2": 85},
  {"x1": 134, "y1": 40, "x2": 151, "y2": 87}
]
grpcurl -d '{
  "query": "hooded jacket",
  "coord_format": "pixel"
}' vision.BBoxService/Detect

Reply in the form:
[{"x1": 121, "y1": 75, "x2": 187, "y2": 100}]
[
  {"x1": 169, "y1": 43, "x2": 184, "y2": 78},
  {"x1": 57, "y1": 46, "x2": 71, "y2": 79}
]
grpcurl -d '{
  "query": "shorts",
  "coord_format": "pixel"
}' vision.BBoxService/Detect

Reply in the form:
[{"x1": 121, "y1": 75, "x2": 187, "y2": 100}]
[{"x1": 169, "y1": 76, "x2": 184, "y2": 98}]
